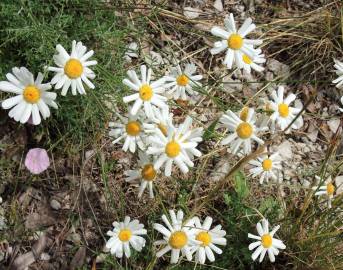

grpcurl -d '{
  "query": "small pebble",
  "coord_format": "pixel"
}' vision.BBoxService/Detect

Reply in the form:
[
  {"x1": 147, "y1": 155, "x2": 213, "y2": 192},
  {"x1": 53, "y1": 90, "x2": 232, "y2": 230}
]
[{"x1": 50, "y1": 199, "x2": 61, "y2": 210}]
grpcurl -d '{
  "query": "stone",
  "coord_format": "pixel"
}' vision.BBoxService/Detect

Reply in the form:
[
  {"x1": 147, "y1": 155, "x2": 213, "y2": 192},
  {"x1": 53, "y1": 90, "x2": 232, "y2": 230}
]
[
  {"x1": 124, "y1": 42, "x2": 138, "y2": 62},
  {"x1": 25, "y1": 213, "x2": 55, "y2": 230},
  {"x1": 335, "y1": 176, "x2": 343, "y2": 194},
  {"x1": 303, "y1": 146, "x2": 311, "y2": 153},
  {"x1": 265, "y1": 71, "x2": 274, "y2": 81},
  {"x1": 208, "y1": 158, "x2": 231, "y2": 182},
  {"x1": 327, "y1": 119, "x2": 340, "y2": 133},
  {"x1": 277, "y1": 141, "x2": 293, "y2": 159},
  {"x1": 96, "y1": 253, "x2": 107, "y2": 263},
  {"x1": 85, "y1": 150, "x2": 95, "y2": 160},
  {"x1": 213, "y1": 0, "x2": 223, "y2": 12},
  {"x1": 222, "y1": 77, "x2": 243, "y2": 93},
  {"x1": 68, "y1": 232, "x2": 81, "y2": 245},
  {"x1": 144, "y1": 51, "x2": 164, "y2": 67},
  {"x1": 267, "y1": 59, "x2": 290, "y2": 78},
  {"x1": 70, "y1": 247, "x2": 86, "y2": 270},
  {"x1": 194, "y1": 23, "x2": 211, "y2": 32},
  {"x1": 301, "y1": 179, "x2": 311, "y2": 188},
  {"x1": 307, "y1": 129, "x2": 318, "y2": 142},
  {"x1": 40, "y1": 253, "x2": 51, "y2": 261},
  {"x1": 50, "y1": 199, "x2": 61, "y2": 210},
  {"x1": 236, "y1": 5, "x2": 245, "y2": 13},
  {"x1": 183, "y1": 7, "x2": 201, "y2": 19}
]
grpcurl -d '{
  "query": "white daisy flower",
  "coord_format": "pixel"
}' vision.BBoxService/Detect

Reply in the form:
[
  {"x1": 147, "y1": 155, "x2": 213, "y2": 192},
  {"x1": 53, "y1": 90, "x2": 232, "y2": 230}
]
[
  {"x1": 47, "y1": 40, "x2": 97, "y2": 96},
  {"x1": 210, "y1": 13, "x2": 262, "y2": 69},
  {"x1": 146, "y1": 118, "x2": 201, "y2": 176},
  {"x1": 124, "y1": 152, "x2": 159, "y2": 198},
  {"x1": 0, "y1": 67, "x2": 57, "y2": 125},
  {"x1": 122, "y1": 65, "x2": 168, "y2": 118},
  {"x1": 106, "y1": 216, "x2": 147, "y2": 258},
  {"x1": 143, "y1": 107, "x2": 174, "y2": 136},
  {"x1": 241, "y1": 47, "x2": 265, "y2": 74},
  {"x1": 177, "y1": 116, "x2": 203, "y2": 159},
  {"x1": 312, "y1": 176, "x2": 336, "y2": 209},
  {"x1": 249, "y1": 152, "x2": 282, "y2": 184},
  {"x1": 219, "y1": 108, "x2": 265, "y2": 154},
  {"x1": 191, "y1": 216, "x2": 227, "y2": 264},
  {"x1": 109, "y1": 113, "x2": 146, "y2": 153},
  {"x1": 333, "y1": 58, "x2": 343, "y2": 89},
  {"x1": 164, "y1": 63, "x2": 203, "y2": 100},
  {"x1": 153, "y1": 209, "x2": 198, "y2": 264},
  {"x1": 269, "y1": 86, "x2": 303, "y2": 132},
  {"x1": 248, "y1": 219, "x2": 286, "y2": 263}
]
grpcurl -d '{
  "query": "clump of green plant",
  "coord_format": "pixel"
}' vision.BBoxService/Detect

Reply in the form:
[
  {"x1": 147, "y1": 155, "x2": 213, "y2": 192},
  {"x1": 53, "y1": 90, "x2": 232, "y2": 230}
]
[{"x1": 0, "y1": 0, "x2": 133, "y2": 152}]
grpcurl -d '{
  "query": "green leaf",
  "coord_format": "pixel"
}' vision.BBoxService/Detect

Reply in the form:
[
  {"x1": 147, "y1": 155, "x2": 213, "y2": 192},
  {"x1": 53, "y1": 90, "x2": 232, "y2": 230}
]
[
  {"x1": 223, "y1": 193, "x2": 232, "y2": 206},
  {"x1": 233, "y1": 171, "x2": 249, "y2": 199},
  {"x1": 203, "y1": 119, "x2": 218, "y2": 140},
  {"x1": 259, "y1": 197, "x2": 280, "y2": 217}
]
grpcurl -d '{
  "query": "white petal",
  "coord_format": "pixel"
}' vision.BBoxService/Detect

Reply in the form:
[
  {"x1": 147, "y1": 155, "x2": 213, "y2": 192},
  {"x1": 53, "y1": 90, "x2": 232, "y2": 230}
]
[
  {"x1": 211, "y1": 27, "x2": 230, "y2": 39},
  {"x1": 259, "y1": 248, "x2": 267, "y2": 262},
  {"x1": 80, "y1": 50, "x2": 94, "y2": 62},
  {"x1": 2, "y1": 95, "x2": 23, "y2": 109},
  {"x1": 249, "y1": 241, "x2": 261, "y2": 250},
  {"x1": 9, "y1": 101, "x2": 26, "y2": 121},
  {"x1": 20, "y1": 103, "x2": 32, "y2": 124},
  {"x1": 31, "y1": 104, "x2": 41, "y2": 125},
  {"x1": 123, "y1": 78, "x2": 139, "y2": 91},
  {"x1": 156, "y1": 245, "x2": 171, "y2": 258},
  {"x1": 131, "y1": 99, "x2": 143, "y2": 115},
  {"x1": 251, "y1": 245, "x2": 263, "y2": 261},
  {"x1": 205, "y1": 246, "x2": 215, "y2": 262},
  {"x1": 170, "y1": 248, "x2": 180, "y2": 264},
  {"x1": 123, "y1": 242, "x2": 131, "y2": 258},
  {"x1": 267, "y1": 248, "x2": 275, "y2": 262},
  {"x1": 0, "y1": 81, "x2": 23, "y2": 94}
]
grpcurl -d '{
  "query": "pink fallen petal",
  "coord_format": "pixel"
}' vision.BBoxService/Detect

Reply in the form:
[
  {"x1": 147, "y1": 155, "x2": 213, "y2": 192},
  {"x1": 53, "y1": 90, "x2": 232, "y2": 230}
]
[{"x1": 24, "y1": 148, "x2": 50, "y2": 174}]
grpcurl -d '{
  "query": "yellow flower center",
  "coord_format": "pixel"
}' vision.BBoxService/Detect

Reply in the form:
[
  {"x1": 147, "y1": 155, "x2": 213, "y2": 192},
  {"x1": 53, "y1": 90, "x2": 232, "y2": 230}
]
[
  {"x1": 176, "y1": 74, "x2": 189, "y2": 86},
  {"x1": 118, "y1": 229, "x2": 132, "y2": 242},
  {"x1": 262, "y1": 159, "x2": 273, "y2": 171},
  {"x1": 236, "y1": 122, "x2": 253, "y2": 139},
  {"x1": 64, "y1": 58, "x2": 83, "y2": 79},
  {"x1": 165, "y1": 140, "x2": 181, "y2": 158},
  {"x1": 139, "y1": 84, "x2": 153, "y2": 101},
  {"x1": 261, "y1": 234, "x2": 273, "y2": 248},
  {"x1": 126, "y1": 121, "x2": 141, "y2": 136},
  {"x1": 227, "y1": 34, "x2": 243, "y2": 50},
  {"x1": 169, "y1": 231, "x2": 188, "y2": 249},
  {"x1": 327, "y1": 183, "x2": 335, "y2": 195},
  {"x1": 23, "y1": 85, "x2": 41, "y2": 104},
  {"x1": 239, "y1": 107, "x2": 249, "y2": 121},
  {"x1": 242, "y1": 54, "x2": 252, "y2": 64},
  {"x1": 196, "y1": 231, "x2": 212, "y2": 247},
  {"x1": 141, "y1": 164, "x2": 156, "y2": 181},
  {"x1": 278, "y1": 103, "x2": 289, "y2": 118},
  {"x1": 158, "y1": 123, "x2": 168, "y2": 136}
]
